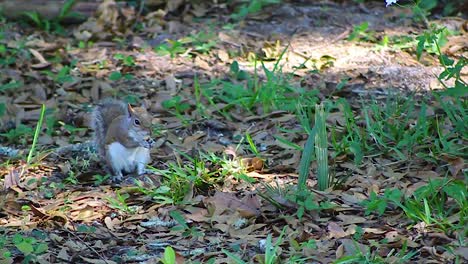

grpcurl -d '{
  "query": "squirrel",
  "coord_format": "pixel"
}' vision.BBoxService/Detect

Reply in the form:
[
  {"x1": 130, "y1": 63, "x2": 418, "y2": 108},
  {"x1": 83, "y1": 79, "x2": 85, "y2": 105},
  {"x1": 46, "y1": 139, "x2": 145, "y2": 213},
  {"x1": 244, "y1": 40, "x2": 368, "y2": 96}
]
[{"x1": 91, "y1": 99, "x2": 155, "y2": 182}]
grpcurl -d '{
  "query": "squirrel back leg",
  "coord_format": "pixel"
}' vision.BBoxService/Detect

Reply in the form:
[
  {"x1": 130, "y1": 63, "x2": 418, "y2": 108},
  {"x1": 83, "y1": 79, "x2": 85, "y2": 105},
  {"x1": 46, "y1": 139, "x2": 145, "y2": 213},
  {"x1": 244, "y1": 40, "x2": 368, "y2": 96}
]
[{"x1": 106, "y1": 142, "x2": 129, "y2": 182}]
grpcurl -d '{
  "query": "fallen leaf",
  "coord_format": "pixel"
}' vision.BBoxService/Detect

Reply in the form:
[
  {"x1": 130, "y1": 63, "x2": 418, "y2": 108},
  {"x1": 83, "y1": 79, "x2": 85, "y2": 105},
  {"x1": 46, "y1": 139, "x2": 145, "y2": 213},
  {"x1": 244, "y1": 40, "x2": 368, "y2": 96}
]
[{"x1": 328, "y1": 222, "x2": 347, "y2": 239}]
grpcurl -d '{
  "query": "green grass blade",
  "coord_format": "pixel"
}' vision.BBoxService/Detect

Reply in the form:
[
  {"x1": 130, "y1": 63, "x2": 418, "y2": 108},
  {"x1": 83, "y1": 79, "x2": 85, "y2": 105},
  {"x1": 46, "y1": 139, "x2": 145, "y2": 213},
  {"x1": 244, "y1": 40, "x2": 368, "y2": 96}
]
[
  {"x1": 222, "y1": 249, "x2": 247, "y2": 264},
  {"x1": 298, "y1": 127, "x2": 316, "y2": 191},
  {"x1": 27, "y1": 104, "x2": 46, "y2": 164},
  {"x1": 59, "y1": 0, "x2": 76, "y2": 19},
  {"x1": 315, "y1": 103, "x2": 329, "y2": 191},
  {"x1": 245, "y1": 132, "x2": 259, "y2": 155}
]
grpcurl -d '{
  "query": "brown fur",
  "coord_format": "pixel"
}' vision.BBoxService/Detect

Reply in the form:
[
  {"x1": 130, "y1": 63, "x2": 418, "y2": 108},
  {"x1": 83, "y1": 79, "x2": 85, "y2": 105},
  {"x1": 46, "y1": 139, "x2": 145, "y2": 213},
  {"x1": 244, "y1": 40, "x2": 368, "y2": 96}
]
[{"x1": 91, "y1": 99, "x2": 153, "y2": 179}]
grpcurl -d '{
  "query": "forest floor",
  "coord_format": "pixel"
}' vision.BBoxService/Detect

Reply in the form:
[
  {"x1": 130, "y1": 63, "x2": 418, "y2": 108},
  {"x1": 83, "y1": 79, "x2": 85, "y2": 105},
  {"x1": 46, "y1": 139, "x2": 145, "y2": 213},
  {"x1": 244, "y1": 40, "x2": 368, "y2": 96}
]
[{"x1": 0, "y1": 1, "x2": 467, "y2": 263}]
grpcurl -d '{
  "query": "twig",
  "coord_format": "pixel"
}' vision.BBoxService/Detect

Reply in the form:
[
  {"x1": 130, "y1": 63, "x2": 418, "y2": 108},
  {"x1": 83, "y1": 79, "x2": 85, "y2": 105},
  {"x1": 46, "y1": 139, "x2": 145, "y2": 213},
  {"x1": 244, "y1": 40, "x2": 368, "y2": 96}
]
[{"x1": 63, "y1": 228, "x2": 110, "y2": 264}]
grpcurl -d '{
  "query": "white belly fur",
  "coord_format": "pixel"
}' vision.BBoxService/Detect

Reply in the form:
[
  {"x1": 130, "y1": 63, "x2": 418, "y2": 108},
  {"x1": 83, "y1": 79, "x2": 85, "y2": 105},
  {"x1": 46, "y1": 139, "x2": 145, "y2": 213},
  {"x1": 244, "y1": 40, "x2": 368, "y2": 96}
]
[{"x1": 107, "y1": 142, "x2": 150, "y2": 175}]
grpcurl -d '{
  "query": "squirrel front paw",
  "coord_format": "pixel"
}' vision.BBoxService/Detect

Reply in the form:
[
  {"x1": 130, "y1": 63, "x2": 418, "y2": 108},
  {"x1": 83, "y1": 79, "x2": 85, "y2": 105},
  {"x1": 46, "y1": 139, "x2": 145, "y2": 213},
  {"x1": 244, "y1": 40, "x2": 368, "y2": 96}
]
[
  {"x1": 142, "y1": 137, "x2": 155, "y2": 149},
  {"x1": 112, "y1": 173, "x2": 124, "y2": 183}
]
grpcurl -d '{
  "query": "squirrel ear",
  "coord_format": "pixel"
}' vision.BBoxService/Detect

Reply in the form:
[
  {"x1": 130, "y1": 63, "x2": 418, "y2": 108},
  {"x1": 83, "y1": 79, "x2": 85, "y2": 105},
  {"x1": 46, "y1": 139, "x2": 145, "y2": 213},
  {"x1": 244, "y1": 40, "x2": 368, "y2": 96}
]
[{"x1": 127, "y1": 103, "x2": 134, "y2": 117}]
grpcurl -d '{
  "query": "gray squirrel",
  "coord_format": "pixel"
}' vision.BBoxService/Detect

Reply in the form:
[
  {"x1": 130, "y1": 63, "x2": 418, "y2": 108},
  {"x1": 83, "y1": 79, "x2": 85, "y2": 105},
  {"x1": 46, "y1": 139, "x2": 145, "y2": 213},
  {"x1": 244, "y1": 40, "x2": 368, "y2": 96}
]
[{"x1": 91, "y1": 99, "x2": 155, "y2": 182}]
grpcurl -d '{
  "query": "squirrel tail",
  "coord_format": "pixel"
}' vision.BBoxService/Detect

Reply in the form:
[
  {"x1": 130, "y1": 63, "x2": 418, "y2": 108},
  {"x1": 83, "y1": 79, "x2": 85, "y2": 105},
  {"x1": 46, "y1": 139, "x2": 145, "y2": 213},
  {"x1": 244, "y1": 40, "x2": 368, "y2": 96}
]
[{"x1": 91, "y1": 99, "x2": 127, "y2": 156}]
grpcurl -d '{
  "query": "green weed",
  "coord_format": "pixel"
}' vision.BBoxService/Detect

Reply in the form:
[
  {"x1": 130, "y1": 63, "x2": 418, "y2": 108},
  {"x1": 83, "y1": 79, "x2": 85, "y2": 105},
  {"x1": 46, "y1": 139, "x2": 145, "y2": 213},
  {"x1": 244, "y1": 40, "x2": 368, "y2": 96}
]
[
  {"x1": 154, "y1": 30, "x2": 218, "y2": 58},
  {"x1": 43, "y1": 65, "x2": 75, "y2": 84},
  {"x1": 362, "y1": 178, "x2": 467, "y2": 233},
  {"x1": 330, "y1": 99, "x2": 365, "y2": 165},
  {"x1": 230, "y1": 0, "x2": 280, "y2": 21},
  {"x1": 261, "y1": 181, "x2": 334, "y2": 220},
  {"x1": 0, "y1": 124, "x2": 33, "y2": 145},
  {"x1": 202, "y1": 60, "x2": 319, "y2": 115},
  {"x1": 8, "y1": 231, "x2": 49, "y2": 264},
  {"x1": 334, "y1": 239, "x2": 417, "y2": 264},
  {"x1": 0, "y1": 80, "x2": 24, "y2": 91},
  {"x1": 106, "y1": 190, "x2": 137, "y2": 214},
  {"x1": 161, "y1": 96, "x2": 191, "y2": 124},
  {"x1": 185, "y1": 30, "x2": 217, "y2": 54},
  {"x1": 113, "y1": 53, "x2": 136, "y2": 67},
  {"x1": 170, "y1": 210, "x2": 204, "y2": 238},
  {"x1": 160, "y1": 246, "x2": 176, "y2": 264},
  {"x1": 26, "y1": 104, "x2": 45, "y2": 164},
  {"x1": 224, "y1": 226, "x2": 286, "y2": 264},
  {"x1": 108, "y1": 71, "x2": 133, "y2": 81},
  {"x1": 155, "y1": 39, "x2": 187, "y2": 58},
  {"x1": 142, "y1": 152, "x2": 249, "y2": 204},
  {"x1": 21, "y1": 0, "x2": 80, "y2": 34},
  {"x1": 93, "y1": 174, "x2": 111, "y2": 185},
  {"x1": 347, "y1": 22, "x2": 376, "y2": 42}
]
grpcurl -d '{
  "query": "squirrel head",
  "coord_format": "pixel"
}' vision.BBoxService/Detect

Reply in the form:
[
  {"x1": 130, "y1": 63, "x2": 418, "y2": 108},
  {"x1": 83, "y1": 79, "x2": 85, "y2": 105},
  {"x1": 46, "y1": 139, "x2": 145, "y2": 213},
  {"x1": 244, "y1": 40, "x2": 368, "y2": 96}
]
[
  {"x1": 127, "y1": 104, "x2": 154, "y2": 148},
  {"x1": 126, "y1": 103, "x2": 155, "y2": 148},
  {"x1": 127, "y1": 103, "x2": 152, "y2": 136}
]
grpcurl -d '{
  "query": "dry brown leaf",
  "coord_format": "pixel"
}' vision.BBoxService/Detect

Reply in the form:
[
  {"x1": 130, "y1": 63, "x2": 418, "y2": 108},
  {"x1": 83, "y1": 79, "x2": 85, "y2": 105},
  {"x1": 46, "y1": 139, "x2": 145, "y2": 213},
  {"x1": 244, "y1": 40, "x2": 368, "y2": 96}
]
[
  {"x1": 217, "y1": 49, "x2": 229, "y2": 62},
  {"x1": 327, "y1": 222, "x2": 347, "y2": 239},
  {"x1": 28, "y1": 48, "x2": 51, "y2": 69},
  {"x1": 340, "y1": 238, "x2": 368, "y2": 256},
  {"x1": 335, "y1": 214, "x2": 367, "y2": 225},
  {"x1": 184, "y1": 206, "x2": 209, "y2": 222},
  {"x1": 229, "y1": 223, "x2": 266, "y2": 238},
  {"x1": 204, "y1": 191, "x2": 261, "y2": 218},
  {"x1": 57, "y1": 247, "x2": 71, "y2": 261},
  {"x1": 440, "y1": 155, "x2": 465, "y2": 177},
  {"x1": 3, "y1": 165, "x2": 22, "y2": 190},
  {"x1": 79, "y1": 256, "x2": 118, "y2": 264},
  {"x1": 453, "y1": 247, "x2": 468, "y2": 260}
]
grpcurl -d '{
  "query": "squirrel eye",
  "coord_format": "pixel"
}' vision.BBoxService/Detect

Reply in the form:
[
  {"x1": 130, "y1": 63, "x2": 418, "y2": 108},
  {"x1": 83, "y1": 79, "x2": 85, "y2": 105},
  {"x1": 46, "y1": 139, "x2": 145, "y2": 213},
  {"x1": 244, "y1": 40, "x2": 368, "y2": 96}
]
[{"x1": 134, "y1": 119, "x2": 141, "y2": 126}]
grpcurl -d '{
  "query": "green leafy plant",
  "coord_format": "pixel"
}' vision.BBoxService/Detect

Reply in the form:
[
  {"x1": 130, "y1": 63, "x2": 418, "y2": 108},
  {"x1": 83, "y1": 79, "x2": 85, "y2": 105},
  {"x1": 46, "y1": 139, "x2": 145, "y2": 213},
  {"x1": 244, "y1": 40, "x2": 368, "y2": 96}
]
[
  {"x1": 78, "y1": 40, "x2": 94, "y2": 49},
  {"x1": 245, "y1": 132, "x2": 260, "y2": 156},
  {"x1": 387, "y1": 2, "x2": 467, "y2": 96},
  {"x1": 184, "y1": 30, "x2": 218, "y2": 54},
  {"x1": 362, "y1": 188, "x2": 402, "y2": 216},
  {"x1": 0, "y1": 80, "x2": 24, "y2": 91},
  {"x1": 154, "y1": 30, "x2": 218, "y2": 58},
  {"x1": 400, "y1": 179, "x2": 467, "y2": 232},
  {"x1": 114, "y1": 53, "x2": 136, "y2": 67},
  {"x1": 231, "y1": 0, "x2": 281, "y2": 20},
  {"x1": 202, "y1": 58, "x2": 319, "y2": 115},
  {"x1": 43, "y1": 66, "x2": 75, "y2": 84},
  {"x1": 12, "y1": 232, "x2": 48, "y2": 263},
  {"x1": 0, "y1": 124, "x2": 33, "y2": 144},
  {"x1": 263, "y1": 226, "x2": 287, "y2": 264},
  {"x1": 334, "y1": 238, "x2": 416, "y2": 264},
  {"x1": 224, "y1": 227, "x2": 286, "y2": 264},
  {"x1": 22, "y1": 0, "x2": 79, "y2": 34},
  {"x1": 160, "y1": 246, "x2": 176, "y2": 264},
  {"x1": 362, "y1": 178, "x2": 467, "y2": 233},
  {"x1": 76, "y1": 224, "x2": 97, "y2": 233},
  {"x1": 93, "y1": 174, "x2": 111, "y2": 185},
  {"x1": 155, "y1": 39, "x2": 187, "y2": 58},
  {"x1": 108, "y1": 71, "x2": 133, "y2": 81},
  {"x1": 0, "y1": 231, "x2": 12, "y2": 264},
  {"x1": 415, "y1": 26, "x2": 467, "y2": 96},
  {"x1": 142, "y1": 152, "x2": 248, "y2": 204},
  {"x1": 161, "y1": 96, "x2": 191, "y2": 123},
  {"x1": 330, "y1": 99, "x2": 365, "y2": 165},
  {"x1": 347, "y1": 22, "x2": 376, "y2": 42},
  {"x1": 170, "y1": 210, "x2": 203, "y2": 238},
  {"x1": 106, "y1": 190, "x2": 136, "y2": 214}
]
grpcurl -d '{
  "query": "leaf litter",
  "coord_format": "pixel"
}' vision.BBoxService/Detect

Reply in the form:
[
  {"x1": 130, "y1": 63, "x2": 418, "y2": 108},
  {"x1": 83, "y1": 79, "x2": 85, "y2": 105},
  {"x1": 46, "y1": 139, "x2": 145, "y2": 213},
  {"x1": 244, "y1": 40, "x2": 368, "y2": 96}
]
[{"x1": 0, "y1": 0, "x2": 467, "y2": 263}]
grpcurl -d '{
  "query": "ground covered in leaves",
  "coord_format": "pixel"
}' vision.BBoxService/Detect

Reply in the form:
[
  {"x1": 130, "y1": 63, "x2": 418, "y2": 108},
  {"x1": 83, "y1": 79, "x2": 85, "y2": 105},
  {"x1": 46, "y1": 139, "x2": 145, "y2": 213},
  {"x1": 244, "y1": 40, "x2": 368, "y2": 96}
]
[{"x1": 0, "y1": 1, "x2": 467, "y2": 263}]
